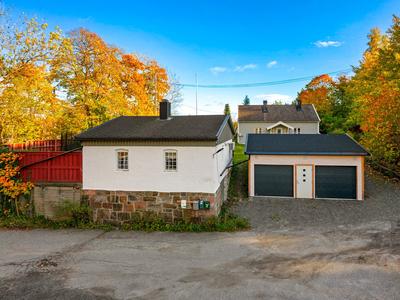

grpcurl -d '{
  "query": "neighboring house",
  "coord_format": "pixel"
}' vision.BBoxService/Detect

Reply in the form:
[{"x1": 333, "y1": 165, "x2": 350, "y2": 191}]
[
  {"x1": 245, "y1": 134, "x2": 370, "y2": 200},
  {"x1": 74, "y1": 100, "x2": 236, "y2": 225},
  {"x1": 237, "y1": 100, "x2": 320, "y2": 144}
]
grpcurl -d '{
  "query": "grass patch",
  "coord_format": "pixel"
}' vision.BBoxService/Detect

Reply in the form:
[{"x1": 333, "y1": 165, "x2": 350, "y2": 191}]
[
  {"x1": 0, "y1": 206, "x2": 249, "y2": 232},
  {"x1": 233, "y1": 142, "x2": 247, "y2": 164},
  {"x1": 228, "y1": 140, "x2": 249, "y2": 202},
  {"x1": 121, "y1": 207, "x2": 249, "y2": 232}
]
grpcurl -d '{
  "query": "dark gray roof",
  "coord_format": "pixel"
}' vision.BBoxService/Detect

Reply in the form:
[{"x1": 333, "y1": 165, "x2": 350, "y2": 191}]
[
  {"x1": 238, "y1": 104, "x2": 320, "y2": 122},
  {"x1": 75, "y1": 115, "x2": 235, "y2": 141},
  {"x1": 245, "y1": 134, "x2": 370, "y2": 156}
]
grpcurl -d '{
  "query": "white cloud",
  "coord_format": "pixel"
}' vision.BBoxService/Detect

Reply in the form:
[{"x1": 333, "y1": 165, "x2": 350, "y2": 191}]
[
  {"x1": 210, "y1": 67, "x2": 227, "y2": 75},
  {"x1": 234, "y1": 64, "x2": 258, "y2": 72},
  {"x1": 287, "y1": 67, "x2": 295, "y2": 72},
  {"x1": 267, "y1": 61, "x2": 278, "y2": 68},
  {"x1": 206, "y1": 95, "x2": 213, "y2": 99},
  {"x1": 313, "y1": 41, "x2": 343, "y2": 47},
  {"x1": 254, "y1": 94, "x2": 294, "y2": 103}
]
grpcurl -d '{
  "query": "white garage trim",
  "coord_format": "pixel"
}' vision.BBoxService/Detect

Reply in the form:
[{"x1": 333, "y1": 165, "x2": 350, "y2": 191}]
[{"x1": 249, "y1": 155, "x2": 364, "y2": 200}]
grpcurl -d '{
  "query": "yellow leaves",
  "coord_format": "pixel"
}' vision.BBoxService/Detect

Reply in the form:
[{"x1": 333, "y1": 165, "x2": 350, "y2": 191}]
[{"x1": 0, "y1": 152, "x2": 34, "y2": 200}]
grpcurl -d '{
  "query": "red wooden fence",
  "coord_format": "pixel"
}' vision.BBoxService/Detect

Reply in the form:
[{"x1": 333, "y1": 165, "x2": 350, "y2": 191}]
[
  {"x1": 10, "y1": 140, "x2": 62, "y2": 152},
  {"x1": 19, "y1": 152, "x2": 82, "y2": 183}
]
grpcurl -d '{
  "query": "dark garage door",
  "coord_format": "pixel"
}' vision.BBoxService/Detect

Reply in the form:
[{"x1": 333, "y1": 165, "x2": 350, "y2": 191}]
[
  {"x1": 315, "y1": 166, "x2": 356, "y2": 199},
  {"x1": 254, "y1": 165, "x2": 293, "y2": 197}
]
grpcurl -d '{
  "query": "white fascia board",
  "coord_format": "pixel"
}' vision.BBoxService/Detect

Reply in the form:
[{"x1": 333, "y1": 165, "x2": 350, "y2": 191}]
[{"x1": 266, "y1": 121, "x2": 294, "y2": 130}]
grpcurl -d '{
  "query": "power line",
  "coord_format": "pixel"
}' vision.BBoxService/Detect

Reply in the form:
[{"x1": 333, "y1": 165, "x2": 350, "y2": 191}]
[
  {"x1": 179, "y1": 68, "x2": 352, "y2": 88},
  {"x1": 181, "y1": 104, "x2": 220, "y2": 114}
]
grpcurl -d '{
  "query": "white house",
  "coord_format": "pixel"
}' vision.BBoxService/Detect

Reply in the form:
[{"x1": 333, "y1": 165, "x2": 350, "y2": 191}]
[
  {"x1": 75, "y1": 100, "x2": 236, "y2": 225},
  {"x1": 245, "y1": 134, "x2": 370, "y2": 200},
  {"x1": 237, "y1": 100, "x2": 320, "y2": 144}
]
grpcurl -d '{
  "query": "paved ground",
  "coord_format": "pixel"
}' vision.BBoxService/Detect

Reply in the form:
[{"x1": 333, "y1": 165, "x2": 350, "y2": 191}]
[
  {"x1": 0, "y1": 175, "x2": 400, "y2": 299},
  {"x1": 234, "y1": 174, "x2": 400, "y2": 232}
]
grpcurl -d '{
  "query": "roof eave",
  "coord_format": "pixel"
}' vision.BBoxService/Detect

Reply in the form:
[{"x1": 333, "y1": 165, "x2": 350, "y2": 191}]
[
  {"x1": 244, "y1": 151, "x2": 370, "y2": 156},
  {"x1": 75, "y1": 137, "x2": 218, "y2": 142}
]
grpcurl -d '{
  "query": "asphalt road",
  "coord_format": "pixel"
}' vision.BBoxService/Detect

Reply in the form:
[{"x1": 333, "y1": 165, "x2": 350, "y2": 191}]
[{"x1": 1, "y1": 176, "x2": 400, "y2": 299}]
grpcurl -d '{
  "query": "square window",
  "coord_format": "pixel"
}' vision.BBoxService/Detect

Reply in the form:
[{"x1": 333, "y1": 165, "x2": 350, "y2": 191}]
[
  {"x1": 294, "y1": 127, "x2": 301, "y2": 134},
  {"x1": 254, "y1": 127, "x2": 262, "y2": 134},
  {"x1": 165, "y1": 151, "x2": 177, "y2": 171},
  {"x1": 117, "y1": 151, "x2": 128, "y2": 170}
]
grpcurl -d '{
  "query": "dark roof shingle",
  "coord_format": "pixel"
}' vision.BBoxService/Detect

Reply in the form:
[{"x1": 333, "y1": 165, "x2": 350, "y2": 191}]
[
  {"x1": 245, "y1": 134, "x2": 370, "y2": 156},
  {"x1": 238, "y1": 104, "x2": 320, "y2": 122},
  {"x1": 75, "y1": 115, "x2": 234, "y2": 141}
]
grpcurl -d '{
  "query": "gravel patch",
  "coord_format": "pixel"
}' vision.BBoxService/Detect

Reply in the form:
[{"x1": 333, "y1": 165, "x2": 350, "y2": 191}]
[{"x1": 233, "y1": 174, "x2": 400, "y2": 231}]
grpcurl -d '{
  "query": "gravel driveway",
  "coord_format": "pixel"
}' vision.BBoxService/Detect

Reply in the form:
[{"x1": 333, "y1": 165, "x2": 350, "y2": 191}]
[
  {"x1": 234, "y1": 174, "x2": 400, "y2": 232},
  {"x1": 1, "y1": 175, "x2": 400, "y2": 299}
]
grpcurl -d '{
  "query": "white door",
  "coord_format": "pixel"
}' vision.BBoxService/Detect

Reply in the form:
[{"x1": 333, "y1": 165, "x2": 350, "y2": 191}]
[{"x1": 296, "y1": 165, "x2": 313, "y2": 198}]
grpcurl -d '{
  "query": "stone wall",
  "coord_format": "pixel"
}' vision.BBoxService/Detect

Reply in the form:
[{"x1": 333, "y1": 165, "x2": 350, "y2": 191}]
[
  {"x1": 32, "y1": 183, "x2": 82, "y2": 218},
  {"x1": 83, "y1": 172, "x2": 231, "y2": 225}
]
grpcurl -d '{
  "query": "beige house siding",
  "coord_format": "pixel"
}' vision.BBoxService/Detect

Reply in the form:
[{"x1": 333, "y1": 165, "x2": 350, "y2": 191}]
[
  {"x1": 248, "y1": 155, "x2": 364, "y2": 200},
  {"x1": 238, "y1": 121, "x2": 319, "y2": 144}
]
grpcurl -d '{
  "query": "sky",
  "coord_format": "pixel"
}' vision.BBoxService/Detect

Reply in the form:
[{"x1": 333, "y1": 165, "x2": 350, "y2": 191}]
[{"x1": 6, "y1": 0, "x2": 400, "y2": 119}]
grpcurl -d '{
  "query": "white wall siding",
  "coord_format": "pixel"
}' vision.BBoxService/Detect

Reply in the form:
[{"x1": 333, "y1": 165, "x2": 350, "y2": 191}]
[
  {"x1": 238, "y1": 122, "x2": 319, "y2": 144},
  {"x1": 83, "y1": 142, "x2": 233, "y2": 193},
  {"x1": 249, "y1": 155, "x2": 364, "y2": 200},
  {"x1": 213, "y1": 140, "x2": 233, "y2": 191}
]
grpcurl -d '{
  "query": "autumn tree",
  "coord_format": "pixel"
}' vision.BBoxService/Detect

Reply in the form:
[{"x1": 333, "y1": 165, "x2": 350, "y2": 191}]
[
  {"x1": 358, "y1": 78, "x2": 400, "y2": 165},
  {"x1": 348, "y1": 15, "x2": 400, "y2": 166},
  {"x1": 297, "y1": 74, "x2": 335, "y2": 115},
  {"x1": 52, "y1": 28, "x2": 170, "y2": 131},
  {"x1": 0, "y1": 12, "x2": 70, "y2": 143},
  {"x1": 139, "y1": 55, "x2": 170, "y2": 115}
]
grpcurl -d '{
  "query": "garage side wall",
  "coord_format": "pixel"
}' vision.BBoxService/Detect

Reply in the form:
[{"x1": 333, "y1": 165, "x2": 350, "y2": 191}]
[{"x1": 249, "y1": 155, "x2": 364, "y2": 200}]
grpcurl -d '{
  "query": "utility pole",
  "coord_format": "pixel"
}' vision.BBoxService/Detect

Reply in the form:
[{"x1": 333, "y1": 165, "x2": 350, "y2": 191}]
[{"x1": 195, "y1": 73, "x2": 198, "y2": 115}]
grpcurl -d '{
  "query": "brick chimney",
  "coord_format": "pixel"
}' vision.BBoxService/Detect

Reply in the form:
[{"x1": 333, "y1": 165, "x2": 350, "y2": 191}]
[
  {"x1": 159, "y1": 99, "x2": 171, "y2": 120},
  {"x1": 263, "y1": 100, "x2": 268, "y2": 113},
  {"x1": 296, "y1": 99, "x2": 302, "y2": 111}
]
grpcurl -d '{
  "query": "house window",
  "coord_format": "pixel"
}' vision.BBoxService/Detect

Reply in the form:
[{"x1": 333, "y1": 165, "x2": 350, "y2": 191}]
[
  {"x1": 276, "y1": 128, "x2": 282, "y2": 134},
  {"x1": 164, "y1": 151, "x2": 177, "y2": 171},
  {"x1": 116, "y1": 150, "x2": 128, "y2": 170},
  {"x1": 254, "y1": 127, "x2": 262, "y2": 134},
  {"x1": 294, "y1": 127, "x2": 301, "y2": 134}
]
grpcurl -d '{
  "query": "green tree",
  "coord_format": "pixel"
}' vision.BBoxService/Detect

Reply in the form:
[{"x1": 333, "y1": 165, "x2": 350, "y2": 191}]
[
  {"x1": 242, "y1": 95, "x2": 250, "y2": 105},
  {"x1": 224, "y1": 104, "x2": 231, "y2": 115}
]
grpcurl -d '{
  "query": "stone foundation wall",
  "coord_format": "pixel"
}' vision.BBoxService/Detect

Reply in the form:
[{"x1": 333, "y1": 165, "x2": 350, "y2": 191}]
[
  {"x1": 83, "y1": 190, "x2": 216, "y2": 225},
  {"x1": 83, "y1": 172, "x2": 231, "y2": 225}
]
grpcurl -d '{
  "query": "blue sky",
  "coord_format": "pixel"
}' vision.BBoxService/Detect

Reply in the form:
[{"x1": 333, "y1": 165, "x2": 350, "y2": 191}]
[{"x1": 7, "y1": 0, "x2": 400, "y2": 118}]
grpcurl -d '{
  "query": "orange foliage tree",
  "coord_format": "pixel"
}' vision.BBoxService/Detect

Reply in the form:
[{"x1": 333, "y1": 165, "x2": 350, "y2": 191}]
[
  {"x1": 359, "y1": 78, "x2": 400, "y2": 165},
  {"x1": 0, "y1": 151, "x2": 34, "y2": 216},
  {"x1": 297, "y1": 74, "x2": 335, "y2": 115},
  {"x1": 52, "y1": 28, "x2": 170, "y2": 131}
]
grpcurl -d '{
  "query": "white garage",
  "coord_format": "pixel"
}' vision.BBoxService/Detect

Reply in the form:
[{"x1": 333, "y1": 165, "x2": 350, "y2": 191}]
[{"x1": 245, "y1": 134, "x2": 370, "y2": 200}]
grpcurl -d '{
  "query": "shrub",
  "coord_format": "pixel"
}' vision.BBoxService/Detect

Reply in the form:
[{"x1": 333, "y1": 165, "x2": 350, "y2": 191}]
[{"x1": 56, "y1": 200, "x2": 91, "y2": 224}]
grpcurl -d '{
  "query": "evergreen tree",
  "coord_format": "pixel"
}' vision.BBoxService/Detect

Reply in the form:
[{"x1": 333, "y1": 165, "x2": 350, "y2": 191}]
[
  {"x1": 224, "y1": 104, "x2": 231, "y2": 115},
  {"x1": 242, "y1": 95, "x2": 250, "y2": 105}
]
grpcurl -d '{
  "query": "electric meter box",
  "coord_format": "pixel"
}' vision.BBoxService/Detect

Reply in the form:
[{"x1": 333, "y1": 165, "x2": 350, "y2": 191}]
[
  {"x1": 193, "y1": 200, "x2": 199, "y2": 210},
  {"x1": 204, "y1": 201, "x2": 210, "y2": 210}
]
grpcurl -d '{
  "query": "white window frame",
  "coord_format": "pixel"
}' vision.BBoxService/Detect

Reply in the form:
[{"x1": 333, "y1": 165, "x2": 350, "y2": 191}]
[
  {"x1": 294, "y1": 127, "x2": 301, "y2": 134},
  {"x1": 164, "y1": 150, "x2": 177, "y2": 172},
  {"x1": 254, "y1": 127, "x2": 262, "y2": 134},
  {"x1": 116, "y1": 149, "x2": 129, "y2": 171}
]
